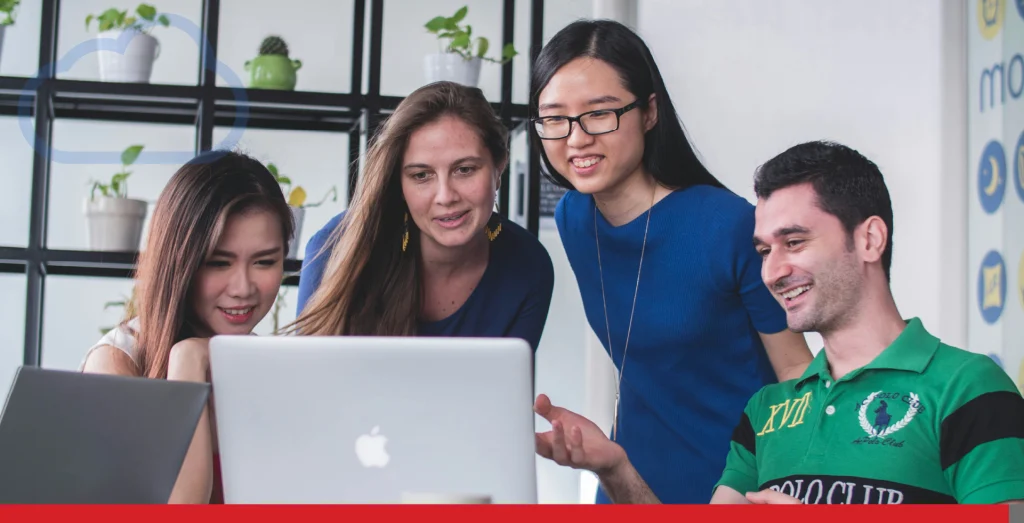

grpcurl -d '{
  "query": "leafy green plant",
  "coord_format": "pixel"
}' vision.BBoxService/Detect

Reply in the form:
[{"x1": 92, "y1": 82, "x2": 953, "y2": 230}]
[
  {"x1": 270, "y1": 282, "x2": 293, "y2": 335},
  {"x1": 91, "y1": 144, "x2": 143, "y2": 200},
  {"x1": 85, "y1": 4, "x2": 170, "y2": 34},
  {"x1": 0, "y1": 0, "x2": 20, "y2": 27},
  {"x1": 267, "y1": 162, "x2": 338, "y2": 209},
  {"x1": 425, "y1": 6, "x2": 517, "y2": 64},
  {"x1": 99, "y1": 299, "x2": 125, "y2": 335},
  {"x1": 99, "y1": 289, "x2": 136, "y2": 335}
]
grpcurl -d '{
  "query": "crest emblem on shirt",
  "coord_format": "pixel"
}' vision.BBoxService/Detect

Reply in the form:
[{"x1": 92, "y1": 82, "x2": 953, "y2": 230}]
[{"x1": 856, "y1": 391, "x2": 921, "y2": 440}]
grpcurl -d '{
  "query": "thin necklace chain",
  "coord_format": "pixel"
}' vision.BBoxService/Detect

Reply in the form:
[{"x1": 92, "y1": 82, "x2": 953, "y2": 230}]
[{"x1": 595, "y1": 187, "x2": 655, "y2": 442}]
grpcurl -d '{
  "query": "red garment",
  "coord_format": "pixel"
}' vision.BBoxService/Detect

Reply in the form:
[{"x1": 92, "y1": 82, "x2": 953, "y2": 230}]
[{"x1": 210, "y1": 452, "x2": 224, "y2": 504}]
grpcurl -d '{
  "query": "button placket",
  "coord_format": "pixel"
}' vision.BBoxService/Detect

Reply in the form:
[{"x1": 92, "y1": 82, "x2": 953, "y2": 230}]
[{"x1": 806, "y1": 375, "x2": 842, "y2": 463}]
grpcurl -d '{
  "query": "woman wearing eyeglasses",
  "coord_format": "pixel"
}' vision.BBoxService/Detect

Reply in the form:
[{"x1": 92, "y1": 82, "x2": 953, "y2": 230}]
[{"x1": 528, "y1": 20, "x2": 812, "y2": 504}]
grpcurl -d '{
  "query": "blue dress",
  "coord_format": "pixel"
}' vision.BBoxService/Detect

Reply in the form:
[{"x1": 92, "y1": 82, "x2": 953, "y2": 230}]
[
  {"x1": 296, "y1": 211, "x2": 555, "y2": 351},
  {"x1": 555, "y1": 185, "x2": 789, "y2": 503}
]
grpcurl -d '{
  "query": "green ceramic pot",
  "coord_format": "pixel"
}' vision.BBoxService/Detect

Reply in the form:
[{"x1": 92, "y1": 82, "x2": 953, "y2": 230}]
[{"x1": 244, "y1": 54, "x2": 302, "y2": 90}]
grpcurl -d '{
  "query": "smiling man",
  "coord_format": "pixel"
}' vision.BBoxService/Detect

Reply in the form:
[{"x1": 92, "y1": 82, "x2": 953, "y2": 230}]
[{"x1": 534, "y1": 140, "x2": 1024, "y2": 504}]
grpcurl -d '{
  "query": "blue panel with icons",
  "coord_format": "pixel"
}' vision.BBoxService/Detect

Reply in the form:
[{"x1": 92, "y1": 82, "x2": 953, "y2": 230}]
[
  {"x1": 979, "y1": 139, "x2": 1007, "y2": 214},
  {"x1": 978, "y1": 249, "x2": 1007, "y2": 324},
  {"x1": 1016, "y1": 130, "x2": 1024, "y2": 204},
  {"x1": 979, "y1": 0, "x2": 1005, "y2": 39}
]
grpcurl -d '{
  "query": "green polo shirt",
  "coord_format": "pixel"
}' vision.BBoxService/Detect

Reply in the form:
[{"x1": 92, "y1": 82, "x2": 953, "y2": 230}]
[{"x1": 714, "y1": 318, "x2": 1024, "y2": 504}]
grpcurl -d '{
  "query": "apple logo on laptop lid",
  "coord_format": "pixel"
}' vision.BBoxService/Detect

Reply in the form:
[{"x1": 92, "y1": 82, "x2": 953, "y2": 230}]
[{"x1": 355, "y1": 426, "x2": 390, "y2": 468}]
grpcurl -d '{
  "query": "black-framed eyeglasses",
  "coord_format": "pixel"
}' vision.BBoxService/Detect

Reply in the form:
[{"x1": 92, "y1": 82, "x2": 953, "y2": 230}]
[{"x1": 531, "y1": 100, "x2": 640, "y2": 140}]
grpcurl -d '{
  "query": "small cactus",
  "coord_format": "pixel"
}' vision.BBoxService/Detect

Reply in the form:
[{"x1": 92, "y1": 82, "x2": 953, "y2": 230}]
[{"x1": 259, "y1": 35, "x2": 289, "y2": 57}]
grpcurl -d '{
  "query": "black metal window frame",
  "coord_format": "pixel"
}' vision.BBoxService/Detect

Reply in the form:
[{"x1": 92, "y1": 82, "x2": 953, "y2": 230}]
[{"x1": 0, "y1": 0, "x2": 546, "y2": 368}]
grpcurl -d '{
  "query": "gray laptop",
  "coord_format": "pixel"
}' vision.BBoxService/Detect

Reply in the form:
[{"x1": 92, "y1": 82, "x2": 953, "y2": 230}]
[
  {"x1": 0, "y1": 366, "x2": 210, "y2": 504},
  {"x1": 209, "y1": 335, "x2": 537, "y2": 504}
]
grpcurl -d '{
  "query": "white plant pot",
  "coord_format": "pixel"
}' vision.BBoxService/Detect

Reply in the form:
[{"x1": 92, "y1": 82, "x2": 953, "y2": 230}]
[
  {"x1": 97, "y1": 29, "x2": 160, "y2": 83},
  {"x1": 84, "y1": 196, "x2": 148, "y2": 252},
  {"x1": 288, "y1": 205, "x2": 305, "y2": 259},
  {"x1": 424, "y1": 53, "x2": 481, "y2": 87}
]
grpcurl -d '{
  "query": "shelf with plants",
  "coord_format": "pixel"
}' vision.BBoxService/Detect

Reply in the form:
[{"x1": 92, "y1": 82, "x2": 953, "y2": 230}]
[{"x1": 7, "y1": 0, "x2": 547, "y2": 367}]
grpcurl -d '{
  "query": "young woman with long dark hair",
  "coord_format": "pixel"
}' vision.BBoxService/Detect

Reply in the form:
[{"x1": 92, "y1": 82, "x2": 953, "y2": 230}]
[
  {"x1": 529, "y1": 20, "x2": 812, "y2": 504},
  {"x1": 80, "y1": 150, "x2": 294, "y2": 504}
]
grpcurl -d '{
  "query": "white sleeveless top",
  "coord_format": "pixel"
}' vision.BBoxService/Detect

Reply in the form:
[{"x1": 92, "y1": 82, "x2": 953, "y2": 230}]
[
  {"x1": 78, "y1": 317, "x2": 141, "y2": 371},
  {"x1": 78, "y1": 318, "x2": 259, "y2": 371}
]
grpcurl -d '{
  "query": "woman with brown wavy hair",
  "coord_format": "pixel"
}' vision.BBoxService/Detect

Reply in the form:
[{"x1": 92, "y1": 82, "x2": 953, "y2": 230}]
[
  {"x1": 80, "y1": 150, "x2": 294, "y2": 504},
  {"x1": 291, "y1": 81, "x2": 554, "y2": 351}
]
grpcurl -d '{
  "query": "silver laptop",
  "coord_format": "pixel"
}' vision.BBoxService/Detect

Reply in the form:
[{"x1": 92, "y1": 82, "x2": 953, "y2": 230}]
[
  {"x1": 208, "y1": 335, "x2": 537, "y2": 504},
  {"x1": 0, "y1": 366, "x2": 209, "y2": 503}
]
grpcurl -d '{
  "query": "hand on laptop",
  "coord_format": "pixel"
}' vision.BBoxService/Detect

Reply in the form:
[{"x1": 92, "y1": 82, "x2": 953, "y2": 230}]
[
  {"x1": 168, "y1": 338, "x2": 211, "y2": 383},
  {"x1": 534, "y1": 393, "x2": 627, "y2": 475}
]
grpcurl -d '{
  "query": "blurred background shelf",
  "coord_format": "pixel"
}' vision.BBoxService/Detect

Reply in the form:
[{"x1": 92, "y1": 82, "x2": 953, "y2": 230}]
[
  {"x1": 2, "y1": 0, "x2": 548, "y2": 368},
  {"x1": 0, "y1": 246, "x2": 303, "y2": 278}
]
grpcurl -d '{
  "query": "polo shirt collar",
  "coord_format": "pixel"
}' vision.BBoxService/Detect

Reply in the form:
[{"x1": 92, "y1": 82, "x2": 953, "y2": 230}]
[
  {"x1": 795, "y1": 349, "x2": 830, "y2": 388},
  {"x1": 795, "y1": 317, "x2": 940, "y2": 389}
]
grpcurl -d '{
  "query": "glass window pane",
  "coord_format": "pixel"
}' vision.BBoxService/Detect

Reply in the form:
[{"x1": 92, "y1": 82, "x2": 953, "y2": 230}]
[
  {"x1": 216, "y1": 0, "x2": 354, "y2": 93},
  {"x1": 0, "y1": 0, "x2": 42, "y2": 77},
  {"x1": 47, "y1": 119, "x2": 196, "y2": 250},
  {"x1": 211, "y1": 126, "x2": 350, "y2": 261},
  {"x1": 513, "y1": 0, "x2": 594, "y2": 106},
  {"x1": 543, "y1": 0, "x2": 592, "y2": 43},
  {"x1": 56, "y1": 0, "x2": 203, "y2": 85},
  {"x1": 0, "y1": 274, "x2": 26, "y2": 398},
  {"x1": 41, "y1": 275, "x2": 135, "y2": 371},
  {"x1": 511, "y1": 0, "x2": 531, "y2": 106},
  {"x1": 505, "y1": 124, "x2": 530, "y2": 226},
  {"x1": 0, "y1": 116, "x2": 34, "y2": 247}
]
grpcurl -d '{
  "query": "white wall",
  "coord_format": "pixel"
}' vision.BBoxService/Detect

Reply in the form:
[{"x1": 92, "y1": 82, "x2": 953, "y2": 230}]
[{"x1": 637, "y1": 0, "x2": 968, "y2": 353}]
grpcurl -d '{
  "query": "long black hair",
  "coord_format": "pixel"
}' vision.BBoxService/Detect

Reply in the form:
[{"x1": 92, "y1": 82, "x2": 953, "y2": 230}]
[{"x1": 529, "y1": 19, "x2": 726, "y2": 192}]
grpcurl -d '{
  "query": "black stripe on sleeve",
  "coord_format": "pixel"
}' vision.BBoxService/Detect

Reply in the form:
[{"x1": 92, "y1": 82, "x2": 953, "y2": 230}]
[
  {"x1": 940, "y1": 390, "x2": 1024, "y2": 470},
  {"x1": 732, "y1": 412, "x2": 756, "y2": 456}
]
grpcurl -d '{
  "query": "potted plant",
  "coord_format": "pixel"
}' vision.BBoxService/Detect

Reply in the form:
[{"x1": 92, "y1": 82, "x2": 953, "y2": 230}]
[
  {"x1": 245, "y1": 36, "x2": 302, "y2": 90},
  {"x1": 0, "y1": 0, "x2": 19, "y2": 69},
  {"x1": 86, "y1": 4, "x2": 170, "y2": 83},
  {"x1": 85, "y1": 144, "x2": 149, "y2": 252},
  {"x1": 423, "y1": 5, "x2": 518, "y2": 87},
  {"x1": 267, "y1": 162, "x2": 337, "y2": 258}
]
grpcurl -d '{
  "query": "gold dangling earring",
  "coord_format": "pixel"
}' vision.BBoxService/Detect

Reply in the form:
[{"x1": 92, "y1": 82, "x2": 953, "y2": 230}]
[
  {"x1": 401, "y1": 212, "x2": 410, "y2": 252},
  {"x1": 485, "y1": 188, "x2": 502, "y2": 241},
  {"x1": 485, "y1": 213, "x2": 502, "y2": 242}
]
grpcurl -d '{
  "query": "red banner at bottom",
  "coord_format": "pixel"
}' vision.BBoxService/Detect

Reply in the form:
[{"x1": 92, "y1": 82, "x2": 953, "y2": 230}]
[{"x1": 0, "y1": 504, "x2": 1010, "y2": 522}]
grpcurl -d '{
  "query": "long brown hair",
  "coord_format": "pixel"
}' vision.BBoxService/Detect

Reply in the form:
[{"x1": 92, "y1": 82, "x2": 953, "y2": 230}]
[
  {"x1": 288, "y1": 81, "x2": 509, "y2": 336},
  {"x1": 129, "y1": 150, "x2": 294, "y2": 379}
]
